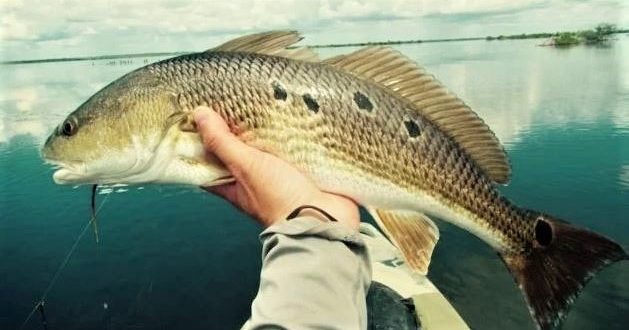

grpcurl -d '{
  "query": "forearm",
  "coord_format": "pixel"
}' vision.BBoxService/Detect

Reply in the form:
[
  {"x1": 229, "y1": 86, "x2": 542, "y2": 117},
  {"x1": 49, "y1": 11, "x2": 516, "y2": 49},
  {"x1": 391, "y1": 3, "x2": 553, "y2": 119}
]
[{"x1": 245, "y1": 216, "x2": 372, "y2": 330}]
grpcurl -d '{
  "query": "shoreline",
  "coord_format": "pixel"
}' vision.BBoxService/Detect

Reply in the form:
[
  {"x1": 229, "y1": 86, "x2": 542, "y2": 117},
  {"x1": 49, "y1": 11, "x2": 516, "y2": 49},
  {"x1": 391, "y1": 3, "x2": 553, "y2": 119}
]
[{"x1": 2, "y1": 30, "x2": 627, "y2": 65}]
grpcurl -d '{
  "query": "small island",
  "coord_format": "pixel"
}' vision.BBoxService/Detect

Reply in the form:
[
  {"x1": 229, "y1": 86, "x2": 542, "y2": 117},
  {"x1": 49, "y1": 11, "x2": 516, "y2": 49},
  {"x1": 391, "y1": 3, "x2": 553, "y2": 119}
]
[
  {"x1": 551, "y1": 24, "x2": 619, "y2": 46},
  {"x1": 486, "y1": 23, "x2": 622, "y2": 47}
]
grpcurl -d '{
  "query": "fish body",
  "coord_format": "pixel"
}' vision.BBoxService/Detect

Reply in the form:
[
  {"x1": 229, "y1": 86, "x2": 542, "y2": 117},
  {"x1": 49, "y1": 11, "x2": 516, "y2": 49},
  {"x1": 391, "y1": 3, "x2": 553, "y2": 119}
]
[
  {"x1": 167, "y1": 51, "x2": 518, "y2": 250},
  {"x1": 42, "y1": 32, "x2": 626, "y2": 329}
]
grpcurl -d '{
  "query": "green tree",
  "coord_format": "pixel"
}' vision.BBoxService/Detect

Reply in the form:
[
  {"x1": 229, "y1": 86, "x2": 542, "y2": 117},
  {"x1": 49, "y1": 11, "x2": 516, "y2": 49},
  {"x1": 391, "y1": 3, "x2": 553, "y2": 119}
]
[
  {"x1": 595, "y1": 23, "x2": 617, "y2": 36},
  {"x1": 553, "y1": 32, "x2": 580, "y2": 46}
]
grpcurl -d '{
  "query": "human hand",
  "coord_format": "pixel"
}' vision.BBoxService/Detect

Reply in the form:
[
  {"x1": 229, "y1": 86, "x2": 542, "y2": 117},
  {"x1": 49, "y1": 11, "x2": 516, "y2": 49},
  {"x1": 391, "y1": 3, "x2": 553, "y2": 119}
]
[{"x1": 193, "y1": 106, "x2": 360, "y2": 230}]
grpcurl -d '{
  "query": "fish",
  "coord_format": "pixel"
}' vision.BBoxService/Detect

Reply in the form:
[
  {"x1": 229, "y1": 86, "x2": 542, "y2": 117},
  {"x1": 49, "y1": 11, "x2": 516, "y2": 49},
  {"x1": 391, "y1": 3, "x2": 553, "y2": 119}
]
[{"x1": 41, "y1": 31, "x2": 626, "y2": 329}]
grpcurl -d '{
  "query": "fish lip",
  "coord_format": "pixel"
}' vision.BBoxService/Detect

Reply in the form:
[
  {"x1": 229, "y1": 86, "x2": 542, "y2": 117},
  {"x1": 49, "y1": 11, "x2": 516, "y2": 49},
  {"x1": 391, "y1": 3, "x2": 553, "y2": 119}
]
[
  {"x1": 53, "y1": 168, "x2": 83, "y2": 184},
  {"x1": 43, "y1": 158, "x2": 88, "y2": 184}
]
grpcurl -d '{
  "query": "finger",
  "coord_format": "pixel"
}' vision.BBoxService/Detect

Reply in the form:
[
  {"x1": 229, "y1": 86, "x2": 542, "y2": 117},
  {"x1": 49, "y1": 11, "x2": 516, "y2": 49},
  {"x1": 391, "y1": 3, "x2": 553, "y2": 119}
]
[{"x1": 193, "y1": 107, "x2": 258, "y2": 172}]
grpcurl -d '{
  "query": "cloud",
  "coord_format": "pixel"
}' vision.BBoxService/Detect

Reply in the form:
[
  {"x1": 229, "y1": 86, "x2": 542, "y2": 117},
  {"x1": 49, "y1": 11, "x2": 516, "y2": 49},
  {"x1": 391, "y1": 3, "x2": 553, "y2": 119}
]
[
  {"x1": 12, "y1": 119, "x2": 47, "y2": 139},
  {"x1": 0, "y1": 86, "x2": 49, "y2": 143},
  {"x1": 35, "y1": 29, "x2": 75, "y2": 42},
  {"x1": 0, "y1": 57, "x2": 122, "y2": 145},
  {"x1": 1, "y1": 0, "x2": 625, "y2": 60},
  {"x1": 0, "y1": 114, "x2": 48, "y2": 144},
  {"x1": 0, "y1": 12, "x2": 34, "y2": 41},
  {"x1": 13, "y1": 87, "x2": 38, "y2": 112}
]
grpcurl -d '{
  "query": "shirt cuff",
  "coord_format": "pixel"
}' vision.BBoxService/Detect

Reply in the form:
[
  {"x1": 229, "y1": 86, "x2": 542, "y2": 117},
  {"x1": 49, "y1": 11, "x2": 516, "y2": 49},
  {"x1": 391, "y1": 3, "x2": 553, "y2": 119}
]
[{"x1": 260, "y1": 216, "x2": 365, "y2": 248}]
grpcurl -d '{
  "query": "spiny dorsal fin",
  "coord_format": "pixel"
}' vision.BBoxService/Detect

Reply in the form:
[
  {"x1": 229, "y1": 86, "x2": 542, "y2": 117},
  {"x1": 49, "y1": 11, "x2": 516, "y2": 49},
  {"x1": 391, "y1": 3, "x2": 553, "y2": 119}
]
[
  {"x1": 210, "y1": 31, "x2": 319, "y2": 62},
  {"x1": 367, "y1": 208, "x2": 439, "y2": 275},
  {"x1": 324, "y1": 47, "x2": 511, "y2": 184}
]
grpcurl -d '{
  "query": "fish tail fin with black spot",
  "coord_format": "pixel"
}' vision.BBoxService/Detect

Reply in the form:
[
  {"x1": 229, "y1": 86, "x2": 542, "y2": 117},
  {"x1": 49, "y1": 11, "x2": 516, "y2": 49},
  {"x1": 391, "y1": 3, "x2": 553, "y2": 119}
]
[{"x1": 501, "y1": 213, "x2": 627, "y2": 330}]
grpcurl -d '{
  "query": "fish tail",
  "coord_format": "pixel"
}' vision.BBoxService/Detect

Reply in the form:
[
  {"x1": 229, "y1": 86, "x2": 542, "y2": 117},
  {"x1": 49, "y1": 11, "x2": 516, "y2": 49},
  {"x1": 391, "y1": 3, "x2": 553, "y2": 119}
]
[{"x1": 501, "y1": 214, "x2": 627, "y2": 330}]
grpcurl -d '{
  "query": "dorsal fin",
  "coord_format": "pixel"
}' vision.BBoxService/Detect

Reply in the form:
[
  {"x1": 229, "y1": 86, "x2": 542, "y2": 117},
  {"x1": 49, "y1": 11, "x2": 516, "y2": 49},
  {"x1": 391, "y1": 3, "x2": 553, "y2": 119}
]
[
  {"x1": 324, "y1": 47, "x2": 511, "y2": 184},
  {"x1": 210, "y1": 31, "x2": 318, "y2": 62}
]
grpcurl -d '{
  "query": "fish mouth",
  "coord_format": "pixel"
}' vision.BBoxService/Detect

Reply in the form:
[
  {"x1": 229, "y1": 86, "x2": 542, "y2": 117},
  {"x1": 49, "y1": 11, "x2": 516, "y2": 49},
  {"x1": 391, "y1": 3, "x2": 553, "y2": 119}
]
[{"x1": 44, "y1": 158, "x2": 89, "y2": 184}]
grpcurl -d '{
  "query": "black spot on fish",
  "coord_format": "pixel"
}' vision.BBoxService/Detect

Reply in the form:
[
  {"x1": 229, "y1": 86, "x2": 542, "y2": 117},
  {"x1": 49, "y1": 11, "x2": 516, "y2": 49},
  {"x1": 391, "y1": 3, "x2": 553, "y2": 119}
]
[
  {"x1": 535, "y1": 218, "x2": 553, "y2": 247},
  {"x1": 353, "y1": 92, "x2": 373, "y2": 112},
  {"x1": 272, "y1": 82, "x2": 287, "y2": 101},
  {"x1": 302, "y1": 94, "x2": 319, "y2": 113},
  {"x1": 404, "y1": 119, "x2": 421, "y2": 138}
]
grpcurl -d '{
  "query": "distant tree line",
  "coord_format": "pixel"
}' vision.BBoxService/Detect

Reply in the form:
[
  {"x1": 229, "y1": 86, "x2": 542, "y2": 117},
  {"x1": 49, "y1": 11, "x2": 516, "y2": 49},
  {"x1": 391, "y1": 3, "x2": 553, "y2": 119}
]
[
  {"x1": 3, "y1": 23, "x2": 627, "y2": 65},
  {"x1": 309, "y1": 23, "x2": 624, "y2": 49},
  {"x1": 485, "y1": 23, "x2": 621, "y2": 47},
  {"x1": 485, "y1": 33, "x2": 553, "y2": 41}
]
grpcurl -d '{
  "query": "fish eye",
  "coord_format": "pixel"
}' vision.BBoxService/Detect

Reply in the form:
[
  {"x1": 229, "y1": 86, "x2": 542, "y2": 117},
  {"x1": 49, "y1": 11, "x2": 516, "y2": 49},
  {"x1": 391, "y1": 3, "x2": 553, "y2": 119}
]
[
  {"x1": 61, "y1": 117, "x2": 78, "y2": 137},
  {"x1": 534, "y1": 217, "x2": 553, "y2": 247}
]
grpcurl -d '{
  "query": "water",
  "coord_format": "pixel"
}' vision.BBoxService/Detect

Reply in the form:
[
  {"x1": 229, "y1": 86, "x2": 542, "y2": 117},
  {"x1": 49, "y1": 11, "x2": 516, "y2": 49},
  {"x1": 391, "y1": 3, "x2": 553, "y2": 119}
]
[{"x1": 1, "y1": 38, "x2": 628, "y2": 329}]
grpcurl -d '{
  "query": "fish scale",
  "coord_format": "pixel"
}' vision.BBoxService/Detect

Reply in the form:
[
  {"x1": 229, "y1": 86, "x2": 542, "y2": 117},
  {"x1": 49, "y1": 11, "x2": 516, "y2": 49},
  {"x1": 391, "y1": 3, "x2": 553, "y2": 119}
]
[
  {"x1": 41, "y1": 31, "x2": 626, "y2": 329},
  {"x1": 149, "y1": 51, "x2": 526, "y2": 251}
]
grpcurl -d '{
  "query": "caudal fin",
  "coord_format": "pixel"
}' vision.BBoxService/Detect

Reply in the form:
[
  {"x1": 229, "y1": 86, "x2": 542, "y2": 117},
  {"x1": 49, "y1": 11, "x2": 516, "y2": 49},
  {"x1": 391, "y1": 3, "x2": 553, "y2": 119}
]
[{"x1": 501, "y1": 216, "x2": 627, "y2": 330}]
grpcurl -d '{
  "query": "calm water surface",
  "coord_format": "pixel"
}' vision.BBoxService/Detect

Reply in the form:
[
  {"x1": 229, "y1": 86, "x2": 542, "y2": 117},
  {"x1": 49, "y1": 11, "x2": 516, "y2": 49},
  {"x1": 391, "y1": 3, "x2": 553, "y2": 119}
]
[{"x1": 1, "y1": 38, "x2": 628, "y2": 329}]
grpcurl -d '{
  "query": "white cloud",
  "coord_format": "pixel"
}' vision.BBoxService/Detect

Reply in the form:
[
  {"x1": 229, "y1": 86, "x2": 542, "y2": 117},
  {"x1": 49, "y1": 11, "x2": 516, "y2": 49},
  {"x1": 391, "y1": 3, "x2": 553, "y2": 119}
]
[
  {"x1": 0, "y1": 107, "x2": 50, "y2": 144},
  {"x1": 416, "y1": 0, "x2": 541, "y2": 15},
  {"x1": 1, "y1": 0, "x2": 625, "y2": 60},
  {"x1": 13, "y1": 87, "x2": 38, "y2": 112},
  {"x1": 12, "y1": 119, "x2": 47, "y2": 139},
  {"x1": 0, "y1": 12, "x2": 33, "y2": 40}
]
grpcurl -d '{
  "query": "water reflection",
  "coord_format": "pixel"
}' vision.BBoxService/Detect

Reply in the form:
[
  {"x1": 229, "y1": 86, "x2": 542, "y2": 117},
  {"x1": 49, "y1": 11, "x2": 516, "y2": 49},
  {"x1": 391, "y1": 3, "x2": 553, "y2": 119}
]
[
  {"x1": 1, "y1": 40, "x2": 626, "y2": 149},
  {"x1": 411, "y1": 40, "x2": 625, "y2": 146},
  {"x1": 620, "y1": 165, "x2": 629, "y2": 189},
  {"x1": 1, "y1": 38, "x2": 628, "y2": 330},
  {"x1": 0, "y1": 59, "x2": 155, "y2": 146}
]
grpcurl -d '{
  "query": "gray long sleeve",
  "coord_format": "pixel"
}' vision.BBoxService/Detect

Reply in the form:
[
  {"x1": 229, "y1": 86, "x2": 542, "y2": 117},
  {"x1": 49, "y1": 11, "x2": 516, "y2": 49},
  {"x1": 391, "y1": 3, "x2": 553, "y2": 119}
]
[{"x1": 242, "y1": 216, "x2": 372, "y2": 330}]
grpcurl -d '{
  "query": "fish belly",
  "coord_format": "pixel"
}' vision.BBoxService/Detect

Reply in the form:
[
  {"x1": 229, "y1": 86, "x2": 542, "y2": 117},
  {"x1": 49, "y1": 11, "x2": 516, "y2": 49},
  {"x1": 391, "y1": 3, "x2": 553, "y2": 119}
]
[{"x1": 309, "y1": 163, "x2": 507, "y2": 251}]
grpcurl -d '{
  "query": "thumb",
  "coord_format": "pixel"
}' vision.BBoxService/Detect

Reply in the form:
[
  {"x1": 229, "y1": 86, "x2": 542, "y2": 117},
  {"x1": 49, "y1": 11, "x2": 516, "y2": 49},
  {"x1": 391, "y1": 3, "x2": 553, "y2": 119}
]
[{"x1": 193, "y1": 106, "x2": 258, "y2": 172}]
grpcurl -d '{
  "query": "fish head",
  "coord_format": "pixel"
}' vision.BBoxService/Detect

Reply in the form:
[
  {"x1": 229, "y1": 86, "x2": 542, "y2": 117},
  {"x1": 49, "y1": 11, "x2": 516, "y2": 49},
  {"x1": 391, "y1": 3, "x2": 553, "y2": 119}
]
[{"x1": 41, "y1": 71, "x2": 178, "y2": 185}]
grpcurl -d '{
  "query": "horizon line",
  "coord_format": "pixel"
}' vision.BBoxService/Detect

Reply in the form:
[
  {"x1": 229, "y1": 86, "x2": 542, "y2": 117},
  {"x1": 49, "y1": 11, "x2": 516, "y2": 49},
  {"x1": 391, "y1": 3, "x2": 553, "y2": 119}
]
[{"x1": 3, "y1": 29, "x2": 627, "y2": 65}]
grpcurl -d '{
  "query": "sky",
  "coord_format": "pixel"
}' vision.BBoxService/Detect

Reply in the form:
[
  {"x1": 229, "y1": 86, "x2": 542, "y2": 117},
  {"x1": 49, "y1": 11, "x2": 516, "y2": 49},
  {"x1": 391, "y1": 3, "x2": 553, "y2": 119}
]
[{"x1": 0, "y1": 0, "x2": 627, "y2": 61}]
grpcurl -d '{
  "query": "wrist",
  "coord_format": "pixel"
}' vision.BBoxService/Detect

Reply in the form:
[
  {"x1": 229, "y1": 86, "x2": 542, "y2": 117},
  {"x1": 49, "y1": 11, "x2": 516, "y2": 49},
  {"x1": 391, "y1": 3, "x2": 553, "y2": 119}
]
[
  {"x1": 298, "y1": 194, "x2": 360, "y2": 231},
  {"x1": 286, "y1": 205, "x2": 338, "y2": 222}
]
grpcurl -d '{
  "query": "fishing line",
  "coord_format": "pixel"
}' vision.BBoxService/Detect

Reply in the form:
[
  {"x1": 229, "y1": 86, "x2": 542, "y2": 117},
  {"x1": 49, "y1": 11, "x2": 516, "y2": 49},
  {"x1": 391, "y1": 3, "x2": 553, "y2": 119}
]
[
  {"x1": 19, "y1": 189, "x2": 110, "y2": 330},
  {"x1": 91, "y1": 184, "x2": 99, "y2": 244}
]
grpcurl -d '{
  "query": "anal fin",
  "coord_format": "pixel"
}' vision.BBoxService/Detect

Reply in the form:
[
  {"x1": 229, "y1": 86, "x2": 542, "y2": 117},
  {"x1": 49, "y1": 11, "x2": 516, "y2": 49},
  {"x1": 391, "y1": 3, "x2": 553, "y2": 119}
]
[{"x1": 367, "y1": 208, "x2": 440, "y2": 275}]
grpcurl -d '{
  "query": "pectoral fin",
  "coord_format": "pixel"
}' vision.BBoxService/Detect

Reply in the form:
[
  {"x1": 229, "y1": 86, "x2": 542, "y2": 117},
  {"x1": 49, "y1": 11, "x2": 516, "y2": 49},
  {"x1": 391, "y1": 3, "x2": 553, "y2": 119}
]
[
  {"x1": 367, "y1": 208, "x2": 440, "y2": 275},
  {"x1": 179, "y1": 114, "x2": 197, "y2": 132},
  {"x1": 166, "y1": 111, "x2": 198, "y2": 132}
]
